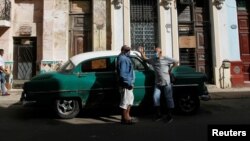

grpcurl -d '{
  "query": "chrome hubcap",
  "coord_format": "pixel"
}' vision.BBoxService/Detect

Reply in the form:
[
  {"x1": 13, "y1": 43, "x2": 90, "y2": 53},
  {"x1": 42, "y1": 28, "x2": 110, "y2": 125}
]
[
  {"x1": 58, "y1": 100, "x2": 75, "y2": 114},
  {"x1": 179, "y1": 96, "x2": 195, "y2": 112}
]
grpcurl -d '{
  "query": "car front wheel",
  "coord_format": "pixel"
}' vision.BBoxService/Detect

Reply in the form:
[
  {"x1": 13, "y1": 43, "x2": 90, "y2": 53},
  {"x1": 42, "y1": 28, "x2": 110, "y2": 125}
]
[
  {"x1": 175, "y1": 94, "x2": 200, "y2": 115},
  {"x1": 54, "y1": 99, "x2": 80, "y2": 119}
]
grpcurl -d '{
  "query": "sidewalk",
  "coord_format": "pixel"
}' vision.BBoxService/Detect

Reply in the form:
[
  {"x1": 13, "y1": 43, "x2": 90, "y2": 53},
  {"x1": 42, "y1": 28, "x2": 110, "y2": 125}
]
[
  {"x1": 0, "y1": 89, "x2": 22, "y2": 102},
  {"x1": 207, "y1": 85, "x2": 250, "y2": 100},
  {"x1": 1, "y1": 85, "x2": 250, "y2": 101}
]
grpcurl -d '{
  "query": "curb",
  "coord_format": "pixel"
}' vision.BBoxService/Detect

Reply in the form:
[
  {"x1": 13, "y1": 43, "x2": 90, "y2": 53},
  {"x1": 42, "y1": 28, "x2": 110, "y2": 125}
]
[
  {"x1": 206, "y1": 84, "x2": 250, "y2": 100},
  {"x1": 207, "y1": 85, "x2": 250, "y2": 99},
  {"x1": 208, "y1": 90, "x2": 250, "y2": 100}
]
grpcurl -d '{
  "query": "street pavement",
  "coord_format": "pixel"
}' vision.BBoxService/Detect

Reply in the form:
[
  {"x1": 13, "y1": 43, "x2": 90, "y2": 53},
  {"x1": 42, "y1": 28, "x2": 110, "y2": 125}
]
[
  {"x1": 1, "y1": 85, "x2": 250, "y2": 141},
  {"x1": 1, "y1": 85, "x2": 250, "y2": 102}
]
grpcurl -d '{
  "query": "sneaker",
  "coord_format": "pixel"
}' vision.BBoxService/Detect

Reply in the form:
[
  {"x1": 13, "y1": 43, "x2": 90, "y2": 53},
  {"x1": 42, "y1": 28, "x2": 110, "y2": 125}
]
[
  {"x1": 154, "y1": 114, "x2": 164, "y2": 122},
  {"x1": 163, "y1": 115, "x2": 173, "y2": 124},
  {"x1": 130, "y1": 117, "x2": 139, "y2": 123}
]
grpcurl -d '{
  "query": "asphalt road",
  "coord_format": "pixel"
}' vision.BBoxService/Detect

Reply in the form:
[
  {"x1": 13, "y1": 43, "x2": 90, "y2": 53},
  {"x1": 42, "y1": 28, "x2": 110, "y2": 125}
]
[{"x1": 0, "y1": 93, "x2": 250, "y2": 141}]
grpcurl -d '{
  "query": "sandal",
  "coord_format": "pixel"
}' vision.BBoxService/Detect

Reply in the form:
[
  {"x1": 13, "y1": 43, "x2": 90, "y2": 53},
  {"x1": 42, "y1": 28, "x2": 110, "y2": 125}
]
[
  {"x1": 121, "y1": 117, "x2": 138, "y2": 125},
  {"x1": 121, "y1": 119, "x2": 134, "y2": 125}
]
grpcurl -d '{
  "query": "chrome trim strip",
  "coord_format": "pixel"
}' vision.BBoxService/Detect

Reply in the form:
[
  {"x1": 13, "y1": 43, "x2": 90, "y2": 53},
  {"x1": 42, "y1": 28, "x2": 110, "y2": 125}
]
[
  {"x1": 173, "y1": 84, "x2": 199, "y2": 87},
  {"x1": 28, "y1": 86, "x2": 153, "y2": 94}
]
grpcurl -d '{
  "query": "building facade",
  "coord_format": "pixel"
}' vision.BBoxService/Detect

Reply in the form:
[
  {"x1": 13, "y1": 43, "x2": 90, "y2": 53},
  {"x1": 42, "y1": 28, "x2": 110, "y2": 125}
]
[{"x1": 0, "y1": 0, "x2": 249, "y2": 89}]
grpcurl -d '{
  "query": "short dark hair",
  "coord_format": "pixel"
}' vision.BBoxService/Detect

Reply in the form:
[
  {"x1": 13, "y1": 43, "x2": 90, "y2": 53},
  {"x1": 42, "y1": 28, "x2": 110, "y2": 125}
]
[
  {"x1": 0, "y1": 49, "x2": 4, "y2": 52},
  {"x1": 121, "y1": 45, "x2": 131, "y2": 52}
]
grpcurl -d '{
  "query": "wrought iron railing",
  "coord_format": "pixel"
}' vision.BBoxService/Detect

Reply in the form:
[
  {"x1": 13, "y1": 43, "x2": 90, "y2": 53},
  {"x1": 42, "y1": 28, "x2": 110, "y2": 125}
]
[
  {"x1": 130, "y1": 0, "x2": 158, "y2": 58},
  {"x1": 0, "y1": 0, "x2": 11, "y2": 20}
]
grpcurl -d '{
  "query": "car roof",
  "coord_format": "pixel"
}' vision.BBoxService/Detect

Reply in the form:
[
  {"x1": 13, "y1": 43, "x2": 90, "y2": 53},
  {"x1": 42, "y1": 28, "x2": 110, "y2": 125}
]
[{"x1": 70, "y1": 50, "x2": 140, "y2": 66}]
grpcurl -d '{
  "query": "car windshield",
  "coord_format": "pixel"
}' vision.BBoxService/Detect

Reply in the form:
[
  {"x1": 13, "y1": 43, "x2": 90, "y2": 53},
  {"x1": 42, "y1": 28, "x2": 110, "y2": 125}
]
[{"x1": 58, "y1": 60, "x2": 75, "y2": 73}]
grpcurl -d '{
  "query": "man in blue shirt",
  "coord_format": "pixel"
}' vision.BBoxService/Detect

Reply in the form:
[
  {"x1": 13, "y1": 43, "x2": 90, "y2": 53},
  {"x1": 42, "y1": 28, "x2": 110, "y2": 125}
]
[{"x1": 117, "y1": 45, "x2": 135, "y2": 124}]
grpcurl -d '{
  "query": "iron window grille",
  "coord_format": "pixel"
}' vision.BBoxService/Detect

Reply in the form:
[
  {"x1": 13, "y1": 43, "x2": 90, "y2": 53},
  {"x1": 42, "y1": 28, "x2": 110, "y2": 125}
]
[
  {"x1": 0, "y1": 0, "x2": 11, "y2": 20},
  {"x1": 130, "y1": 0, "x2": 158, "y2": 58}
]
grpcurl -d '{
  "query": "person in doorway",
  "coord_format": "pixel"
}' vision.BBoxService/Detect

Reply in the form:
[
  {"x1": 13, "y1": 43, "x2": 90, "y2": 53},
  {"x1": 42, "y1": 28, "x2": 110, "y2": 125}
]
[
  {"x1": 117, "y1": 45, "x2": 137, "y2": 124},
  {"x1": 138, "y1": 46, "x2": 178, "y2": 123},
  {"x1": 0, "y1": 49, "x2": 10, "y2": 96}
]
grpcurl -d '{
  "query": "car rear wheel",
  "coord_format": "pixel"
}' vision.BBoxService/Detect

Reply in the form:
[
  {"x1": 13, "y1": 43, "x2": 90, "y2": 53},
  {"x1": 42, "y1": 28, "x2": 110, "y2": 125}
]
[
  {"x1": 54, "y1": 99, "x2": 80, "y2": 119},
  {"x1": 175, "y1": 94, "x2": 200, "y2": 114}
]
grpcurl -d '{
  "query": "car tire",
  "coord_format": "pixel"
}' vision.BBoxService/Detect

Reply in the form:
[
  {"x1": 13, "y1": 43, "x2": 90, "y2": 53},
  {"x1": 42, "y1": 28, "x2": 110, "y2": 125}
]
[
  {"x1": 54, "y1": 98, "x2": 80, "y2": 119},
  {"x1": 175, "y1": 94, "x2": 200, "y2": 115}
]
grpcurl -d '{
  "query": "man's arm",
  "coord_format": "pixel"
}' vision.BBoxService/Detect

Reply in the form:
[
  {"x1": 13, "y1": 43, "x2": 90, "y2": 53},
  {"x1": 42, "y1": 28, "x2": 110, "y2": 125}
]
[
  {"x1": 0, "y1": 66, "x2": 7, "y2": 73},
  {"x1": 118, "y1": 59, "x2": 132, "y2": 87},
  {"x1": 0, "y1": 66, "x2": 4, "y2": 71},
  {"x1": 171, "y1": 61, "x2": 179, "y2": 74},
  {"x1": 165, "y1": 56, "x2": 179, "y2": 71}
]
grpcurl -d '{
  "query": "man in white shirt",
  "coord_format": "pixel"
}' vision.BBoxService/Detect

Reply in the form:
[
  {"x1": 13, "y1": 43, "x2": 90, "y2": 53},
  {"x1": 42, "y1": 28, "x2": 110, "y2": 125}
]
[
  {"x1": 0, "y1": 49, "x2": 10, "y2": 96},
  {"x1": 139, "y1": 46, "x2": 178, "y2": 123}
]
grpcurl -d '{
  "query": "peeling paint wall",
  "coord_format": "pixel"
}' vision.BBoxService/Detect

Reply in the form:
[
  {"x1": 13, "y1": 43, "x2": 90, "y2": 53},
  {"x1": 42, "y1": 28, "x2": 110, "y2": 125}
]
[
  {"x1": 12, "y1": 0, "x2": 43, "y2": 74},
  {"x1": 41, "y1": 0, "x2": 69, "y2": 73},
  {"x1": 43, "y1": 0, "x2": 69, "y2": 62},
  {"x1": 93, "y1": 0, "x2": 107, "y2": 51}
]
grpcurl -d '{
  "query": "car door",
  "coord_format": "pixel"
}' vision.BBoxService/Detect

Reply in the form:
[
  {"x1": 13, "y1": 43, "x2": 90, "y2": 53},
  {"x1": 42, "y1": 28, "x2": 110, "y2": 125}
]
[
  {"x1": 130, "y1": 56, "x2": 155, "y2": 106},
  {"x1": 76, "y1": 57, "x2": 118, "y2": 108}
]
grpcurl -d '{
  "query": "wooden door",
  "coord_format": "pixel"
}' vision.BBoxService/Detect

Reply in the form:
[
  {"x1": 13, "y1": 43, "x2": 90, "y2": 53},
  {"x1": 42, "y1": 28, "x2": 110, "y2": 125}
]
[
  {"x1": 237, "y1": 0, "x2": 250, "y2": 81},
  {"x1": 69, "y1": 0, "x2": 92, "y2": 57},
  {"x1": 69, "y1": 14, "x2": 92, "y2": 56},
  {"x1": 177, "y1": 0, "x2": 213, "y2": 83},
  {"x1": 194, "y1": 1, "x2": 213, "y2": 83}
]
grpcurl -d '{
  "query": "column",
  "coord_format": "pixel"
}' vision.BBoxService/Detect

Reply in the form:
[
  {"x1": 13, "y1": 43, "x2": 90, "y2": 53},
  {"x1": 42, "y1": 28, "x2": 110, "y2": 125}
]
[
  {"x1": 93, "y1": 0, "x2": 107, "y2": 51},
  {"x1": 111, "y1": 0, "x2": 124, "y2": 51}
]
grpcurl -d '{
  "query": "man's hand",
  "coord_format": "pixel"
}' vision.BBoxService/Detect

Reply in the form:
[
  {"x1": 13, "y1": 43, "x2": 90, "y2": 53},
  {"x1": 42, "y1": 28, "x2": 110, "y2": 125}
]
[
  {"x1": 137, "y1": 46, "x2": 148, "y2": 60},
  {"x1": 128, "y1": 85, "x2": 133, "y2": 90},
  {"x1": 138, "y1": 46, "x2": 144, "y2": 53}
]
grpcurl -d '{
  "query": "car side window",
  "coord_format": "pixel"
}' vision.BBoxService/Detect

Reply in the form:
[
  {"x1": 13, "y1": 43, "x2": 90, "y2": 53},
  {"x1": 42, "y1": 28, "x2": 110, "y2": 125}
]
[
  {"x1": 81, "y1": 58, "x2": 112, "y2": 72},
  {"x1": 130, "y1": 57, "x2": 145, "y2": 71}
]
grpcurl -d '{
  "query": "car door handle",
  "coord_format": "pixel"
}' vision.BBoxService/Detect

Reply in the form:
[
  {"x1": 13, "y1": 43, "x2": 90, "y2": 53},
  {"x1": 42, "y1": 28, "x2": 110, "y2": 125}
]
[
  {"x1": 74, "y1": 72, "x2": 87, "y2": 77},
  {"x1": 97, "y1": 92, "x2": 104, "y2": 95}
]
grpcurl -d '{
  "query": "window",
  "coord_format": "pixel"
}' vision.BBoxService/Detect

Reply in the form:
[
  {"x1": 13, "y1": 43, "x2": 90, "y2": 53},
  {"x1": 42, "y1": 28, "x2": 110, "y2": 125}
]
[
  {"x1": 58, "y1": 61, "x2": 75, "y2": 73},
  {"x1": 81, "y1": 58, "x2": 111, "y2": 72},
  {"x1": 130, "y1": 0, "x2": 158, "y2": 58},
  {"x1": 130, "y1": 57, "x2": 145, "y2": 71},
  {"x1": 237, "y1": 0, "x2": 247, "y2": 11}
]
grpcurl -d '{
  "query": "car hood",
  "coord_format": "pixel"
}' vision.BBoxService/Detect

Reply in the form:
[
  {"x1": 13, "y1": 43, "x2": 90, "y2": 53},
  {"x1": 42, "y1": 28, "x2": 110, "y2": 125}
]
[
  {"x1": 31, "y1": 72, "x2": 60, "y2": 81},
  {"x1": 23, "y1": 72, "x2": 71, "y2": 92}
]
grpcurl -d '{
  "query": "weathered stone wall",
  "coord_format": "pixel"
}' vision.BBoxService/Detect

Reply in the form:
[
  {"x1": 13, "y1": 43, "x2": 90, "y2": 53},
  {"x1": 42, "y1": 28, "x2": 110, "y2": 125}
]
[
  {"x1": 41, "y1": 0, "x2": 69, "y2": 73},
  {"x1": 43, "y1": 0, "x2": 68, "y2": 60},
  {"x1": 12, "y1": 0, "x2": 43, "y2": 74},
  {"x1": 13, "y1": 0, "x2": 43, "y2": 37}
]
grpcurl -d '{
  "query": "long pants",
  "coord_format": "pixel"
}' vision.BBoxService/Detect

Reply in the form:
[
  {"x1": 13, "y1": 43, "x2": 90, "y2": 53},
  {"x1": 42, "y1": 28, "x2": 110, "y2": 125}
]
[
  {"x1": 0, "y1": 72, "x2": 6, "y2": 95},
  {"x1": 153, "y1": 84, "x2": 174, "y2": 109}
]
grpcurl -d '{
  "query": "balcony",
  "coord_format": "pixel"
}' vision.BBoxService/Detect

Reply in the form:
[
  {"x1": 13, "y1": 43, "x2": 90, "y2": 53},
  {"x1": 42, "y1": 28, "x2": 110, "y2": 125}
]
[{"x1": 0, "y1": 0, "x2": 11, "y2": 27}]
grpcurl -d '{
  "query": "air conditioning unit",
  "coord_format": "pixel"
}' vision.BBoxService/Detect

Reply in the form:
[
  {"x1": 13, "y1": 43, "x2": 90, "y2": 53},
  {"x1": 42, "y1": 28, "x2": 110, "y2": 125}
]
[{"x1": 180, "y1": 0, "x2": 192, "y2": 5}]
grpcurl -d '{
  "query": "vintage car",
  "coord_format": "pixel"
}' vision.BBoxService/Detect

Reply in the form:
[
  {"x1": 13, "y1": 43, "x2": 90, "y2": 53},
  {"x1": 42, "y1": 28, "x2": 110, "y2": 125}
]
[{"x1": 21, "y1": 51, "x2": 209, "y2": 119}]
